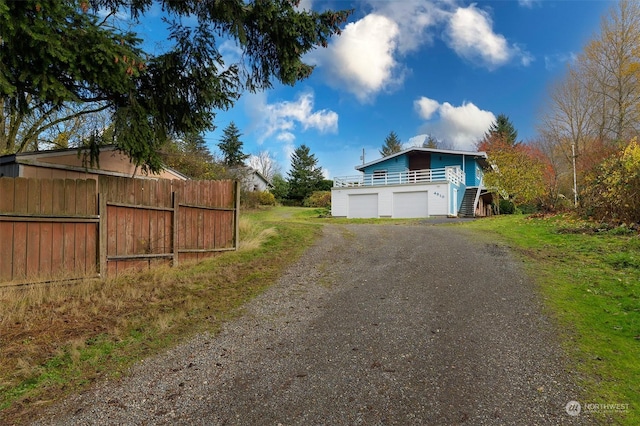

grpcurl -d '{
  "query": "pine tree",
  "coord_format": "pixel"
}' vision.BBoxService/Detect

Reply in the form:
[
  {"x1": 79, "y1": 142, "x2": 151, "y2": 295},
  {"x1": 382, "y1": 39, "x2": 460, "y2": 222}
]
[
  {"x1": 287, "y1": 144, "x2": 324, "y2": 201},
  {"x1": 483, "y1": 114, "x2": 519, "y2": 147},
  {"x1": 270, "y1": 173, "x2": 290, "y2": 202},
  {"x1": 161, "y1": 132, "x2": 221, "y2": 179},
  {"x1": 218, "y1": 122, "x2": 249, "y2": 167},
  {"x1": 380, "y1": 131, "x2": 403, "y2": 156},
  {"x1": 423, "y1": 134, "x2": 439, "y2": 148}
]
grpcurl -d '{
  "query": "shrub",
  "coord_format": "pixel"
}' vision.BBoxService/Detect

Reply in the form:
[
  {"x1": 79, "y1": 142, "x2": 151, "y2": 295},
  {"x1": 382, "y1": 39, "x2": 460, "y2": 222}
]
[
  {"x1": 580, "y1": 138, "x2": 640, "y2": 224},
  {"x1": 498, "y1": 199, "x2": 515, "y2": 214},
  {"x1": 258, "y1": 191, "x2": 276, "y2": 206},
  {"x1": 240, "y1": 190, "x2": 275, "y2": 209},
  {"x1": 303, "y1": 191, "x2": 331, "y2": 208}
]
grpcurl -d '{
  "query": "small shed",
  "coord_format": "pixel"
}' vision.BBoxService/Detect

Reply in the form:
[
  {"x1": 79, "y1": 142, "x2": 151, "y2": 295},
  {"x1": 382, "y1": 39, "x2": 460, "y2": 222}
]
[{"x1": 0, "y1": 146, "x2": 187, "y2": 182}]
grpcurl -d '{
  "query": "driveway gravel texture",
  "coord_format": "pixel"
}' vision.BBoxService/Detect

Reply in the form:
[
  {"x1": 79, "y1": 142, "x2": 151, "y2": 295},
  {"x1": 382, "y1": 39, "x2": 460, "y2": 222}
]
[{"x1": 32, "y1": 224, "x2": 592, "y2": 425}]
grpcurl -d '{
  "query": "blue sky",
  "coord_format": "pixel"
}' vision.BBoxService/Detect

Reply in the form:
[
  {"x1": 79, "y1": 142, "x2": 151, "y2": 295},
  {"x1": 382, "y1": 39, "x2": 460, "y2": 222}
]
[{"x1": 139, "y1": 0, "x2": 612, "y2": 179}]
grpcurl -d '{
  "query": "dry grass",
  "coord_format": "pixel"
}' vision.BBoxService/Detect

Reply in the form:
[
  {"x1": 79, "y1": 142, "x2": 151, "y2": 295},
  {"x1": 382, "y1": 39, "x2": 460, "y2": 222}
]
[
  {"x1": 0, "y1": 213, "x2": 319, "y2": 425},
  {"x1": 238, "y1": 216, "x2": 277, "y2": 251}
]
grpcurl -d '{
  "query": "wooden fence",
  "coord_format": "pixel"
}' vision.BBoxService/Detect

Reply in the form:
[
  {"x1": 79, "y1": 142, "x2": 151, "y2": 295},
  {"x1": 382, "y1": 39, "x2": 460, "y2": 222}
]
[{"x1": 0, "y1": 176, "x2": 239, "y2": 285}]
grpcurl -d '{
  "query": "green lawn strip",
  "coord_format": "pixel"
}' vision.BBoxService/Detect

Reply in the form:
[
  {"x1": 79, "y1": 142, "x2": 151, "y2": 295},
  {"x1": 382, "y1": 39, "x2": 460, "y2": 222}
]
[
  {"x1": 463, "y1": 216, "x2": 639, "y2": 425},
  {"x1": 1, "y1": 217, "x2": 321, "y2": 424}
]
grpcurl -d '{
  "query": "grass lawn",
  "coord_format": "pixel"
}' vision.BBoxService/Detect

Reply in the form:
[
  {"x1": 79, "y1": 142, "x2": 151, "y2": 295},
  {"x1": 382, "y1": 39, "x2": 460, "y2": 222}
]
[{"x1": 462, "y1": 215, "x2": 639, "y2": 425}]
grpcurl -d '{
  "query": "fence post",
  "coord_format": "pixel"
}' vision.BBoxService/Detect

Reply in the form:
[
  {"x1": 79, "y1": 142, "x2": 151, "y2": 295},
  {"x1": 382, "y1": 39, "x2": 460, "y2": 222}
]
[
  {"x1": 98, "y1": 191, "x2": 108, "y2": 278},
  {"x1": 172, "y1": 190, "x2": 179, "y2": 266},
  {"x1": 234, "y1": 180, "x2": 240, "y2": 251}
]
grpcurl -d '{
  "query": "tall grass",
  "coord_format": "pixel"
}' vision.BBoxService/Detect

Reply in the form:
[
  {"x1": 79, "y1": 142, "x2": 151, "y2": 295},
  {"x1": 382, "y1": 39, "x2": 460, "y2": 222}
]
[{"x1": 238, "y1": 216, "x2": 277, "y2": 251}]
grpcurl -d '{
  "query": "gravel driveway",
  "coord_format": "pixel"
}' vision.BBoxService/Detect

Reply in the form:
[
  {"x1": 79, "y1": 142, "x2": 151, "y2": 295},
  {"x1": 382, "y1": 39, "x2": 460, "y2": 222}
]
[{"x1": 33, "y1": 224, "x2": 591, "y2": 425}]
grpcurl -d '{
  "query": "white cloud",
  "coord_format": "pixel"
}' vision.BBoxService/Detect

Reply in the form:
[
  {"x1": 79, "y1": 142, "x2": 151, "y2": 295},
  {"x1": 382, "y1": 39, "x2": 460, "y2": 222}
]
[
  {"x1": 309, "y1": 2, "x2": 530, "y2": 102},
  {"x1": 296, "y1": 0, "x2": 313, "y2": 11},
  {"x1": 277, "y1": 132, "x2": 296, "y2": 143},
  {"x1": 414, "y1": 97, "x2": 440, "y2": 120},
  {"x1": 413, "y1": 97, "x2": 496, "y2": 150},
  {"x1": 245, "y1": 91, "x2": 338, "y2": 144},
  {"x1": 219, "y1": 40, "x2": 243, "y2": 64},
  {"x1": 407, "y1": 135, "x2": 428, "y2": 147},
  {"x1": 544, "y1": 52, "x2": 577, "y2": 71},
  {"x1": 518, "y1": 0, "x2": 538, "y2": 8},
  {"x1": 310, "y1": 2, "x2": 447, "y2": 102},
  {"x1": 313, "y1": 13, "x2": 403, "y2": 103},
  {"x1": 444, "y1": 4, "x2": 532, "y2": 69},
  {"x1": 366, "y1": 1, "x2": 443, "y2": 54}
]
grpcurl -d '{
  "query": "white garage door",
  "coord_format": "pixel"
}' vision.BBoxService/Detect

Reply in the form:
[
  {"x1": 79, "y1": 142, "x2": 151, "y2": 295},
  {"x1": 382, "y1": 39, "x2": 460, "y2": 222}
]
[
  {"x1": 393, "y1": 191, "x2": 428, "y2": 218},
  {"x1": 348, "y1": 193, "x2": 378, "y2": 218}
]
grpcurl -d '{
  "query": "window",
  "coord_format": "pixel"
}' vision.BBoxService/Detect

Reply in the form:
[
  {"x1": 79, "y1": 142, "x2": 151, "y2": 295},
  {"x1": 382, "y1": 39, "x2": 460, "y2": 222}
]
[{"x1": 373, "y1": 170, "x2": 387, "y2": 179}]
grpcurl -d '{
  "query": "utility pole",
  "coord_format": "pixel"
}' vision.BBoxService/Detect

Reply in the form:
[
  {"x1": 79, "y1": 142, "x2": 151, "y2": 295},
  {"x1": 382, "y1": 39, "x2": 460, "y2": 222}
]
[
  {"x1": 360, "y1": 148, "x2": 365, "y2": 165},
  {"x1": 572, "y1": 143, "x2": 578, "y2": 207}
]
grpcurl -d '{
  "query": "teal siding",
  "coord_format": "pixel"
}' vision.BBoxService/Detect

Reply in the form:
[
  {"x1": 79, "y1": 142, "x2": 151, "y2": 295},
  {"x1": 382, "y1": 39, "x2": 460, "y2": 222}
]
[
  {"x1": 361, "y1": 155, "x2": 408, "y2": 175},
  {"x1": 430, "y1": 153, "x2": 480, "y2": 186},
  {"x1": 361, "y1": 151, "x2": 483, "y2": 189},
  {"x1": 448, "y1": 180, "x2": 466, "y2": 215},
  {"x1": 430, "y1": 153, "x2": 463, "y2": 170}
]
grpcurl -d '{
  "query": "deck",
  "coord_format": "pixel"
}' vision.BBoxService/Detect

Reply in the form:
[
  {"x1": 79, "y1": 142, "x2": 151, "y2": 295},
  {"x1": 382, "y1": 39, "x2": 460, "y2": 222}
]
[{"x1": 333, "y1": 167, "x2": 465, "y2": 188}]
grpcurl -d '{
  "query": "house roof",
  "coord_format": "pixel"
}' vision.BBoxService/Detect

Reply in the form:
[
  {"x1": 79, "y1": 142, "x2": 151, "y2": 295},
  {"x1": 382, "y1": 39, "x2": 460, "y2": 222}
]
[
  {"x1": 253, "y1": 169, "x2": 273, "y2": 187},
  {"x1": 0, "y1": 145, "x2": 189, "y2": 180},
  {"x1": 227, "y1": 166, "x2": 273, "y2": 187},
  {"x1": 355, "y1": 147, "x2": 489, "y2": 171}
]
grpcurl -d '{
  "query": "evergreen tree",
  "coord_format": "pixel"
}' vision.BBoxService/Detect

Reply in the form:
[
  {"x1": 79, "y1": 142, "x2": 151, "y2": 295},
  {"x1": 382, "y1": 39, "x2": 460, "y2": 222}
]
[
  {"x1": 287, "y1": 144, "x2": 324, "y2": 201},
  {"x1": 161, "y1": 132, "x2": 221, "y2": 179},
  {"x1": 218, "y1": 122, "x2": 249, "y2": 167},
  {"x1": 0, "y1": 1, "x2": 351, "y2": 171},
  {"x1": 182, "y1": 132, "x2": 214, "y2": 164},
  {"x1": 270, "y1": 173, "x2": 290, "y2": 202},
  {"x1": 483, "y1": 114, "x2": 519, "y2": 147},
  {"x1": 423, "y1": 134, "x2": 439, "y2": 148},
  {"x1": 380, "y1": 131, "x2": 403, "y2": 156}
]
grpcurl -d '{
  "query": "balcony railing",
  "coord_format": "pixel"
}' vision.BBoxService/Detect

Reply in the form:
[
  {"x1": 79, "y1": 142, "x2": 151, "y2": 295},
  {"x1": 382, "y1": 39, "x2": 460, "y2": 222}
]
[{"x1": 333, "y1": 167, "x2": 465, "y2": 188}]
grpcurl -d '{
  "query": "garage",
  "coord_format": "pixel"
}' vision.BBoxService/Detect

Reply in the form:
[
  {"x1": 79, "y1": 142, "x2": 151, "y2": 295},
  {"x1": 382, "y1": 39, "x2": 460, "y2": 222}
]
[
  {"x1": 348, "y1": 193, "x2": 378, "y2": 218},
  {"x1": 393, "y1": 191, "x2": 428, "y2": 218}
]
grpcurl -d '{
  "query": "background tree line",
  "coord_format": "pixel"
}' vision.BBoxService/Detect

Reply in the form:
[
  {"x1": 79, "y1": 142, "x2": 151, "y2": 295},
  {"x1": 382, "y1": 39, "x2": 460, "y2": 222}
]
[
  {"x1": 159, "y1": 120, "x2": 330, "y2": 208},
  {"x1": 476, "y1": 0, "x2": 640, "y2": 223}
]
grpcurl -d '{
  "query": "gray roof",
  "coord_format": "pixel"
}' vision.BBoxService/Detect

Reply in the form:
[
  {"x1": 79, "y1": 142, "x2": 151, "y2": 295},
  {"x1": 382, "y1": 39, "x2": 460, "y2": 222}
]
[{"x1": 356, "y1": 147, "x2": 489, "y2": 171}]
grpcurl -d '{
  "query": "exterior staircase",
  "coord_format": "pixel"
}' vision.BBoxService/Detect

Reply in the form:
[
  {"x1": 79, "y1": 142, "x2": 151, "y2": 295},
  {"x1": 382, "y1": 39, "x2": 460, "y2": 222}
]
[{"x1": 458, "y1": 187, "x2": 478, "y2": 217}]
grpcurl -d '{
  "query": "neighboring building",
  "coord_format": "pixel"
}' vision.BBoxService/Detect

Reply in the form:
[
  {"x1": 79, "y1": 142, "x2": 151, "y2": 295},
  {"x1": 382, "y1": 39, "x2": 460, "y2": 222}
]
[
  {"x1": 331, "y1": 147, "x2": 492, "y2": 218},
  {"x1": 228, "y1": 167, "x2": 272, "y2": 192},
  {"x1": 245, "y1": 169, "x2": 272, "y2": 192},
  {"x1": 0, "y1": 146, "x2": 187, "y2": 182}
]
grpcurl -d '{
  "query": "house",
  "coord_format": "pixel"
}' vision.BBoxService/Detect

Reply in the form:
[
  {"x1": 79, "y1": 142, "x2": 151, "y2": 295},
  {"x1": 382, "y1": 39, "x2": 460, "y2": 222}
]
[
  {"x1": 228, "y1": 167, "x2": 272, "y2": 192},
  {"x1": 0, "y1": 146, "x2": 187, "y2": 182},
  {"x1": 245, "y1": 169, "x2": 272, "y2": 192},
  {"x1": 331, "y1": 147, "x2": 493, "y2": 218}
]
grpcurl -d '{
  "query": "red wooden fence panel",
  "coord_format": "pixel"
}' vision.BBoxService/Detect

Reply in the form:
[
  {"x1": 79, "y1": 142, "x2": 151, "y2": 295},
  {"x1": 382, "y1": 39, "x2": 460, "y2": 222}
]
[
  {"x1": 0, "y1": 177, "x2": 98, "y2": 285},
  {"x1": 0, "y1": 176, "x2": 237, "y2": 284},
  {"x1": 173, "y1": 180, "x2": 238, "y2": 265}
]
